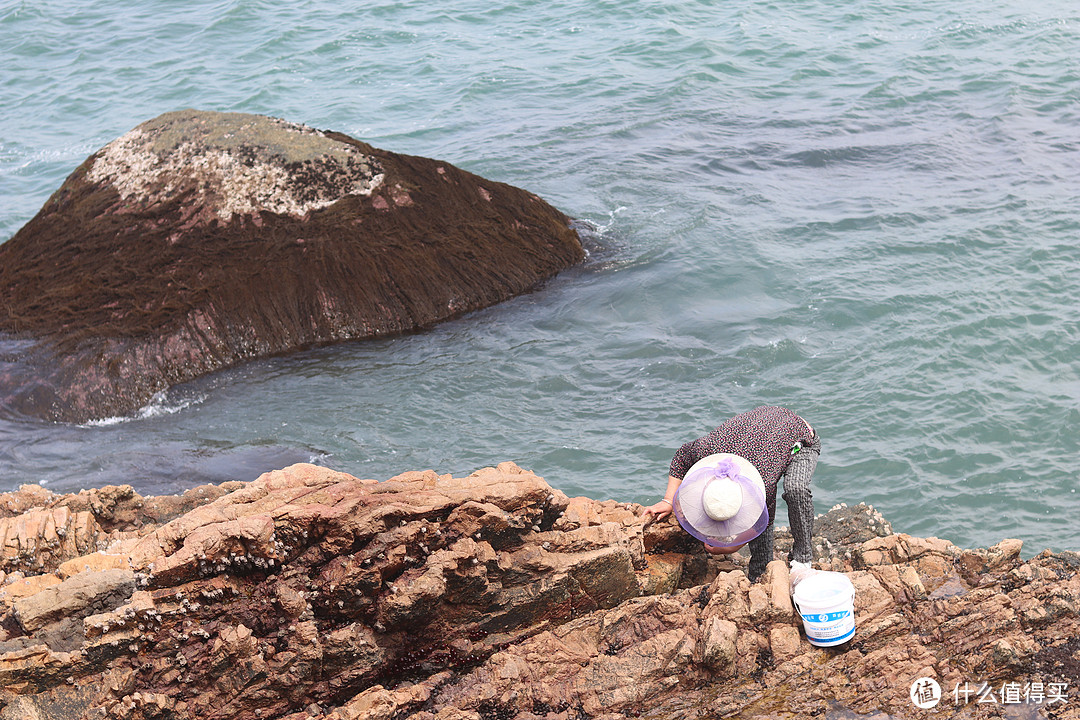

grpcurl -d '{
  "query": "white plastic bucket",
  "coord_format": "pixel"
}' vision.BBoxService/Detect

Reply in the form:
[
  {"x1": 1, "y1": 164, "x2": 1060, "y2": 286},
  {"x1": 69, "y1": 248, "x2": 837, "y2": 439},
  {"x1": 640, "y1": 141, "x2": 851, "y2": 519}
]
[{"x1": 792, "y1": 571, "x2": 856, "y2": 647}]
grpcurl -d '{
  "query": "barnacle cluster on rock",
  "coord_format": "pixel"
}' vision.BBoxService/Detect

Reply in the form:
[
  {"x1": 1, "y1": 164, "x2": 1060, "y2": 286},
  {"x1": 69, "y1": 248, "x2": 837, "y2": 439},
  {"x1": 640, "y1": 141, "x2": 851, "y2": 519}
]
[{"x1": 87, "y1": 111, "x2": 386, "y2": 222}]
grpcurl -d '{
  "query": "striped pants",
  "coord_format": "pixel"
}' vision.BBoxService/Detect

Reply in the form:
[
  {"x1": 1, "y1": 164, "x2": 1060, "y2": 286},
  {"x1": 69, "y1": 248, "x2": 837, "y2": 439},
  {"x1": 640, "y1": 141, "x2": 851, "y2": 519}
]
[{"x1": 747, "y1": 432, "x2": 820, "y2": 581}]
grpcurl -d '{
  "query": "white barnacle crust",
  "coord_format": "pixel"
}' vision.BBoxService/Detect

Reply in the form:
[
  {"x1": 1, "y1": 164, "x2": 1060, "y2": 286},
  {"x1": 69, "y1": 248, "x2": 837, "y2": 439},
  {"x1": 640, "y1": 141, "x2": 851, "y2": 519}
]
[{"x1": 87, "y1": 109, "x2": 386, "y2": 222}]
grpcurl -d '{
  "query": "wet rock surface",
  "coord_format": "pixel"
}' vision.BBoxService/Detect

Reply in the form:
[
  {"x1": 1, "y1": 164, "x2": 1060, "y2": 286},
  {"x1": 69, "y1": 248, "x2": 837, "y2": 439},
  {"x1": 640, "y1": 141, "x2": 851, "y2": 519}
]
[
  {"x1": 0, "y1": 464, "x2": 1077, "y2": 719},
  {"x1": 0, "y1": 111, "x2": 584, "y2": 422}
]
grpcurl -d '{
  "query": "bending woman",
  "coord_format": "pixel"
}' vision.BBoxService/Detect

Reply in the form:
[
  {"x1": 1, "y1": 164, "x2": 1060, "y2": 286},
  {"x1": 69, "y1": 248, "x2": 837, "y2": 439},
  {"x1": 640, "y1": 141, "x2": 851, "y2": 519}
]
[{"x1": 641, "y1": 405, "x2": 820, "y2": 585}]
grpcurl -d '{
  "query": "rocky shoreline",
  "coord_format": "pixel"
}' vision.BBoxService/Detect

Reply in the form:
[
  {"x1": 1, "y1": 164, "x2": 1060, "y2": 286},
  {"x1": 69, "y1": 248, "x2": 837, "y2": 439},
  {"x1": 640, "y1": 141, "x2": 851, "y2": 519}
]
[{"x1": 0, "y1": 463, "x2": 1077, "y2": 719}]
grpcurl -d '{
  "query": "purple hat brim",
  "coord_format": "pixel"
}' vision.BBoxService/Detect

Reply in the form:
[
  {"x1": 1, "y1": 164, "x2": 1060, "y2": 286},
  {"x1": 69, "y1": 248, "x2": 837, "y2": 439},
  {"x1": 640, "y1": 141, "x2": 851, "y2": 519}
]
[{"x1": 672, "y1": 453, "x2": 769, "y2": 548}]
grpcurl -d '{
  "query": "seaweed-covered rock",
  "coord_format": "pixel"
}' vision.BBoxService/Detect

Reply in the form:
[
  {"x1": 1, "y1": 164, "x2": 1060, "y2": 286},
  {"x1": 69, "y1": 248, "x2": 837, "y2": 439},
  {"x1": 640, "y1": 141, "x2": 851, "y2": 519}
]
[{"x1": 0, "y1": 110, "x2": 584, "y2": 422}]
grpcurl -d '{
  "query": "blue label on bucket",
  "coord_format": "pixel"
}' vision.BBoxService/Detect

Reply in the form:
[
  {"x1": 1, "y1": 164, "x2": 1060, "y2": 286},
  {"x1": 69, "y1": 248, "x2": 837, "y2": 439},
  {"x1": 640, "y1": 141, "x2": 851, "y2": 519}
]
[
  {"x1": 803, "y1": 610, "x2": 851, "y2": 623},
  {"x1": 808, "y1": 624, "x2": 855, "y2": 645}
]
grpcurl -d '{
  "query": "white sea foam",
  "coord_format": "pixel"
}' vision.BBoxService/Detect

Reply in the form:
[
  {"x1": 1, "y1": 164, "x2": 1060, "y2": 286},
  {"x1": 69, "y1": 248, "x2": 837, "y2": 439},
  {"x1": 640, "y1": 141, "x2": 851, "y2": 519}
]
[{"x1": 82, "y1": 392, "x2": 206, "y2": 427}]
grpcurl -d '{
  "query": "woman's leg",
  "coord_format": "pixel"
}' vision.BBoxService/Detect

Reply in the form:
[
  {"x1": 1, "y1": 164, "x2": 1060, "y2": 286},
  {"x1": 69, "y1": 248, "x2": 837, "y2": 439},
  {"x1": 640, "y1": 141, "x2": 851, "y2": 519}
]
[
  {"x1": 747, "y1": 525, "x2": 774, "y2": 582},
  {"x1": 782, "y1": 434, "x2": 820, "y2": 564}
]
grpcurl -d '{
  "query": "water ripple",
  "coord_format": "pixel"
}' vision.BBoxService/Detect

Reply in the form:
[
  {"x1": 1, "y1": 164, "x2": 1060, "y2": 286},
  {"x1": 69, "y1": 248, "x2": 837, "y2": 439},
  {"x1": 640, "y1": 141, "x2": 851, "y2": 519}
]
[{"x1": 1, "y1": 0, "x2": 1079, "y2": 555}]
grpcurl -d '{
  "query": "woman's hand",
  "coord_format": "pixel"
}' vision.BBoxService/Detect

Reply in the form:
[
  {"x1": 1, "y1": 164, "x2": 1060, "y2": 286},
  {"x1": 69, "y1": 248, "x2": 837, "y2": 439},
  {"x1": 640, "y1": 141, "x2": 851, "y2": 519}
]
[
  {"x1": 640, "y1": 498, "x2": 674, "y2": 523},
  {"x1": 641, "y1": 476, "x2": 683, "y2": 525}
]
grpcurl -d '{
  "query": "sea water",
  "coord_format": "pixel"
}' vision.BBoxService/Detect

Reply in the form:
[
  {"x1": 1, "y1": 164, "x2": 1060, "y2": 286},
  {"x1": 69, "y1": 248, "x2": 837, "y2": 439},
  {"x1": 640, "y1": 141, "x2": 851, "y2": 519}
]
[{"x1": 1, "y1": 0, "x2": 1078, "y2": 557}]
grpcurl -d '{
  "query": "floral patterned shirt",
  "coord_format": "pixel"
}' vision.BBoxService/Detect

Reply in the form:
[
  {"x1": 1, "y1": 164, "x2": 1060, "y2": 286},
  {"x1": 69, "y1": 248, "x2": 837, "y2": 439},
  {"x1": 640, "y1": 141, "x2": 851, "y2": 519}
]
[
  {"x1": 669, "y1": 405, "x2": 814, "y2": 501},
  {"x1": 668, "y1": 406, "x2": 819, "y2": 576}
]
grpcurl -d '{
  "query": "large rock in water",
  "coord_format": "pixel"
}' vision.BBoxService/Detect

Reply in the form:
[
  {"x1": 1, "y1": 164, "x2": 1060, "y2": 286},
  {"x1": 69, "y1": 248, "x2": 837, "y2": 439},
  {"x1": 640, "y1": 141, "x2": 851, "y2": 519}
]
[
  {"x1": 0, "y1": 110, "x2": 584, "y2": 422},
  {"x1": 1, "y1": 465, "x2": 1078, "y2": 720}
]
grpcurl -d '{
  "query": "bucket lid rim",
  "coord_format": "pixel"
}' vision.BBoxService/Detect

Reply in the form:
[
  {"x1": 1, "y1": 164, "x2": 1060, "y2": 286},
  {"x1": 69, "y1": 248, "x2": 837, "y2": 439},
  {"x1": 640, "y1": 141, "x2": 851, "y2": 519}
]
[{"x1": 792, "y1": 571, "x2": 855, "y2": 604}]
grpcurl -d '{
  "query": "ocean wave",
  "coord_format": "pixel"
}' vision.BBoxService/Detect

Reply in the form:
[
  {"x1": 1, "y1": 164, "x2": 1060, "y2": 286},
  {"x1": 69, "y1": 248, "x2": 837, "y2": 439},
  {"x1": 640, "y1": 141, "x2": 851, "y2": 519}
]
[{"x1": 82, "y1": 391, "x2": 206, "y2": 427}]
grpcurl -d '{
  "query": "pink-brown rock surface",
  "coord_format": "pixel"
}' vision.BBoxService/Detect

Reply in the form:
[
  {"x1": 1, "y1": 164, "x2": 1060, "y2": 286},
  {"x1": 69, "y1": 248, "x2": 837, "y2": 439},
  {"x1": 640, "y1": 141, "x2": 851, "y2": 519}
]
[{"x1": 0, "y1": 464, "x2": 1077, "y2": 720}]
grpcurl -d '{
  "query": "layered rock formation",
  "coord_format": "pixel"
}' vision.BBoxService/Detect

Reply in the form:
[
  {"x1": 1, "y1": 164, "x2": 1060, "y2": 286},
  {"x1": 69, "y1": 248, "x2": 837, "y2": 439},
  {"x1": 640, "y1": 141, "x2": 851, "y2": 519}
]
[
  {"x1": 0, "y1": 464, "x2": 1077, "y2": 720},
  {"x1": 0, "y1": 111, "x2": 585, "y2": 422}
]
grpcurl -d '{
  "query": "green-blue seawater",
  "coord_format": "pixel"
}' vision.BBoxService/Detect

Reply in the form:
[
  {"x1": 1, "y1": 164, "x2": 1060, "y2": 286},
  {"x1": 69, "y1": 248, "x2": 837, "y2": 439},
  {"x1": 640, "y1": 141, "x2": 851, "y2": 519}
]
[{"x1": 2, "y1": 0, "x2": 1078, "y2": 557}]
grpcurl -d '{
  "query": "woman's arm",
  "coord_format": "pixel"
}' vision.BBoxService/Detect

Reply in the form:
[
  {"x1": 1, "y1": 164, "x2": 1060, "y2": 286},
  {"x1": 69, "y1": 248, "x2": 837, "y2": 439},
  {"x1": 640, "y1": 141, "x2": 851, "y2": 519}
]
[{"x1": 640, "y1": 474, "x2": 683, "y2": 521}]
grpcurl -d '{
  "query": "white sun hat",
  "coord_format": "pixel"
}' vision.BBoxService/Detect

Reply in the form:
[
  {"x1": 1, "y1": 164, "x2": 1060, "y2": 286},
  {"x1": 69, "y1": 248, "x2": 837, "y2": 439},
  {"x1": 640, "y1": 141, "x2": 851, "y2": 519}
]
[{"x1": 672, "y1": 453, "x2": 769, "y2": 549}]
